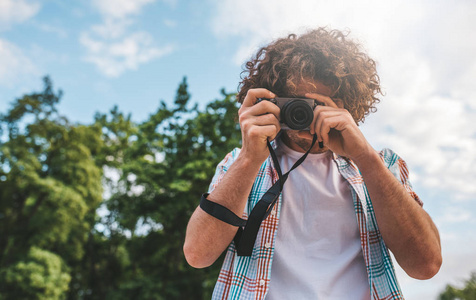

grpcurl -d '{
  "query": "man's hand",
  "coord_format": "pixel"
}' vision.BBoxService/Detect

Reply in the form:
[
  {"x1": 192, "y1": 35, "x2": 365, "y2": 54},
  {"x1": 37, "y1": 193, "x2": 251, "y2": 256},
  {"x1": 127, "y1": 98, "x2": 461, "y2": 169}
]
[
  {"x1": 297, "y1": 92, "x2": 373, "y2": 163},
  {"x1": 238, "y1": 89, "x2": 281, "y2": 164}
]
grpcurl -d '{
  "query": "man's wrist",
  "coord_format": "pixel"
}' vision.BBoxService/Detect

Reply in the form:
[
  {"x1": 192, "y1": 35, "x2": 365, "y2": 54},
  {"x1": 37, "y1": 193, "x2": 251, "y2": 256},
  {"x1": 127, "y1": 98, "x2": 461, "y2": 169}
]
[
  {"x1": 352, "y1": 147, "x2": 382, "y2": 171},
  {"x1": 235, "y1": 152, "x2": 265, "y2": 174},
  {"x1": 238, "y1": 148, "x2": 268, "y2": 168}
]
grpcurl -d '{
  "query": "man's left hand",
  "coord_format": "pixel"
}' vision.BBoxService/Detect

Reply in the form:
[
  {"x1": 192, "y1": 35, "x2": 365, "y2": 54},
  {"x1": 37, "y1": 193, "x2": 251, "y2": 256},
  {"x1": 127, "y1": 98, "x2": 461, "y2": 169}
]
[{"x1": 297, "y1": 92, "x2": 374, "y2": 163}]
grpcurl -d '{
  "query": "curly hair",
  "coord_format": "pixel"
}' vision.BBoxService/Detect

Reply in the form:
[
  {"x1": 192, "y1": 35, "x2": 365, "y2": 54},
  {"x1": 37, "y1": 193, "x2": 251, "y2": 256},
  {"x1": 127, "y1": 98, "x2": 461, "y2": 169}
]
[{"x1": 237, "y1": 27, "x2": 382, "y2": 124}]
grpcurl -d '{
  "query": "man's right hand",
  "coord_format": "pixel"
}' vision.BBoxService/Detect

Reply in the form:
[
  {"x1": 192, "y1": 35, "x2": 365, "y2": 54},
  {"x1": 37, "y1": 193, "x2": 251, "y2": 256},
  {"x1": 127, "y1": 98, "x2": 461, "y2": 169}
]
[
  {"x1": 184, "y1": 88, "x2": 281, "y2": 268},
  {"x1": 238, "y1": 88, "x2": 281, "y2": 164}
]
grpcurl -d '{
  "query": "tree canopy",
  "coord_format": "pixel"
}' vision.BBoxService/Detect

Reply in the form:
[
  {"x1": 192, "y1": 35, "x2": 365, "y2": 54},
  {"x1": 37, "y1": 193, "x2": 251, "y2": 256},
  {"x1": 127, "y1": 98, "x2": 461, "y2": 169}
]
[
  {"x1": 439, "y1": 272, "x2": 476, "y2": 300},
  {"x1": 0, "y1": 76, "x2": 241, "y2": 299}
]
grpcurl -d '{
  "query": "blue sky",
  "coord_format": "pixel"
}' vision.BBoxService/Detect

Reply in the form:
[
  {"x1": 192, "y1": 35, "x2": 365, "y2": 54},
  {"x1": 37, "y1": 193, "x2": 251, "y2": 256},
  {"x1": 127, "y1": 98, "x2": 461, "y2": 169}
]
[
  {"x1": 1, "y1": 0, "x2": 476, "y2": 299},
  {"x1": 0, "y1": 0, "x2": 243, "y2": 123}
]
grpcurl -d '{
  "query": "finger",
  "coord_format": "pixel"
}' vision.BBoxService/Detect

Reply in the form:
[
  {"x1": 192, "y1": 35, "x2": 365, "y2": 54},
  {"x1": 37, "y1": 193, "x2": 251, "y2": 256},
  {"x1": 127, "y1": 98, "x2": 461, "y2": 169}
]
[
  {"x1": 305, "y1": 93, "x2": 339, "y2": 108},
  {"x1": 251, "y1": 113, "x2": 281, "y2": 130},
  {"x1": 242, "y1": 89, "x2": 276, "y2": 108},
  {"x1": 245, "y1": 99, "x2": 281, "y2": 120},
  {"x1": 242, "y1": 114, "x2": 281, "y2": 141},
  {"x1": 258, "y1": 124, "x2": 281, "y2": 141},
  {"x1": 318, "y1": 115, "x2": 348, "y2": 145},
  {"x1": 267, "y1": 124, "x2": 281, "y2": 141},
  {"x1": 333, "y1": 98, "x2": 345, "y2": 108},
  {"x1": 239, "y1": 102, "x2": 281, "y2": 127},
  {"x1": 309, "y1": 106, "x2": 343, "y2": 136}
]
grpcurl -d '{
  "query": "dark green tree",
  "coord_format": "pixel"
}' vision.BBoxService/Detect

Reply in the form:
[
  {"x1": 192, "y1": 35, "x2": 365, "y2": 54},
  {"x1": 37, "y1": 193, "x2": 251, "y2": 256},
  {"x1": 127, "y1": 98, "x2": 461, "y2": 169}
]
[
  {"x1": 439, "y1": 272, "x2": 476, "y2": 300},
  {"x1": 1, "y1": 76, "x2": 241, "y2": 299},
  {"x1": 1, "y1": 247, "x2": 71, "y2": 300},
  {"x1": 0, "y1": 77, "x2": 103, "y2": 299},
  {"x1": 81, "y1": 77, "x2": 241, "y2": 299}
]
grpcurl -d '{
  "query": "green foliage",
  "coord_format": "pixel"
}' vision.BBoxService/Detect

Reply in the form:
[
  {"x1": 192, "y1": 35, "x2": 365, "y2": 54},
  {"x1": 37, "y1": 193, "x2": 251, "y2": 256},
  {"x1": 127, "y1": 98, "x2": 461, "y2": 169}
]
[
  {"x1": 1, "y1": 247, "x2": 71, "y2": 300},
  {"x1": 86, "y1": 77, "x2": 241, "y2": 299},
  {"x1": 439, "y1": 272, "x2": 476, "y2": 300},
  {"x1": 0, "y1": 75, "x2": 241, "y2": 299},
  {"x1": 0, "y1": 77, "x2": 103, "y2": 299}
]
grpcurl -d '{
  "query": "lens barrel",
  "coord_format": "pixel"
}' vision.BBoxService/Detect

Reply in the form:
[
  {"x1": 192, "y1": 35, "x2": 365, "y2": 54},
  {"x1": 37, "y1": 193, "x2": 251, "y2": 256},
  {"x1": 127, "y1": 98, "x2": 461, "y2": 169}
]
[{"x1": 281, "y1": 100, "x2": 314, "y2": 130}]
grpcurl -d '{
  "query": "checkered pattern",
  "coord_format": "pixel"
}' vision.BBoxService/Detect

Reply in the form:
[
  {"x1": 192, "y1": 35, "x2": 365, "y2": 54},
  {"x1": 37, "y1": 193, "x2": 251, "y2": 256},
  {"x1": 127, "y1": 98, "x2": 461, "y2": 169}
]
[{"x1": 208, "y1": 146, "x2": 421, "y2": 300}]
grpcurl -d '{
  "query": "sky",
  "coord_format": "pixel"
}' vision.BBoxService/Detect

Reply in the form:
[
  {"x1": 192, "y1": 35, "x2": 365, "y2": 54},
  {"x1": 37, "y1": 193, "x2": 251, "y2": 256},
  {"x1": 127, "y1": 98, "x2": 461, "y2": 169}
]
[{"x1": 1, "y1": 0, "x2": 476, "y2": 298}]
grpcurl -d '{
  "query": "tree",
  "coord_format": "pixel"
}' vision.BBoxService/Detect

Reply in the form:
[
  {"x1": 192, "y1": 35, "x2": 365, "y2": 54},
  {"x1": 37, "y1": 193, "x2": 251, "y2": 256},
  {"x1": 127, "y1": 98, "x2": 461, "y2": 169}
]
[
  {"x1": 439, "y1": 272, "x2": 476, "y2": 300},
  {"x1": 86, "y1": 77, "x2": 241, "y2": 299},
  {"x1": 0, "y1": 77, "x2": 103, "y2": 299},
  {"x1": 1, "y1": 247, "x2": 70, "y2": 300},
  {"x1": 0, "y1": 76, "x2": 242, "y2": 299}
]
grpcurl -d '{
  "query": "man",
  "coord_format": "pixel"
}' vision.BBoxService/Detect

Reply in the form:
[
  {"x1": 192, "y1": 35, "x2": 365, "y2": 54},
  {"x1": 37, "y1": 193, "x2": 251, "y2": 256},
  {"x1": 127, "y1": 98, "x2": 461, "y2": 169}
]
[{"x1": 183, "y1": 28, "x2": 441, "y2": 299}]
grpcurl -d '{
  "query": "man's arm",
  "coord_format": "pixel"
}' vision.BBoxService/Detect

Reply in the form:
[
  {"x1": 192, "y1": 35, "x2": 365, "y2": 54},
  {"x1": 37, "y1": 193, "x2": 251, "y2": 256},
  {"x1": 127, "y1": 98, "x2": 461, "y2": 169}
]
[
  {"x1": 353, "y1": 151, "x2": 442, "y2": 279},
  {"x1": 183, "y1": 155, "x2": 261, "y2": 268},
  {"x1": 183, "y1": 89, "x2": 281, "y2": 268},
  {"x1": 301, "y1": 92, "x2": 442, "y2": 279}
]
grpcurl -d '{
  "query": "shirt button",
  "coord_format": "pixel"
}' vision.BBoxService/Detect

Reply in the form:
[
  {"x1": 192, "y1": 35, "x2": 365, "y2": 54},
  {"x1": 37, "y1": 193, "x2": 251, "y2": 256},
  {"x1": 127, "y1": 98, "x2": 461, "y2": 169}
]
[
  {"x1": 259, "y1": 279, "x2": 266, "y2": 286},
  {"x1": 265, "y1": 242, "x2": 271, "y2": 249},
  {"x1": 270, "y1": 210, "x2": 276, "y2": 216}
]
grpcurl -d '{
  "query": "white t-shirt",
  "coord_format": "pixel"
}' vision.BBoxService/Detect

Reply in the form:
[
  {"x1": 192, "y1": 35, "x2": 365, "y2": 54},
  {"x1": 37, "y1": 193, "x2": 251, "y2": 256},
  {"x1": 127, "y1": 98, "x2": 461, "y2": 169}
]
[{"x1": 266, "y1": 140, "x2": 371, "y2": 300}]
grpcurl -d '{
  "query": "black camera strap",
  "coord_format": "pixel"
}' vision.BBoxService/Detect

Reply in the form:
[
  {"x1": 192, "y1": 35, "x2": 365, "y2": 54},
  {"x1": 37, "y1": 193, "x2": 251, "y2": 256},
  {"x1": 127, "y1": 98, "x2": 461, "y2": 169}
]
[{"x1": 200, "y1": 134, "x2": 317, "y2": 256}]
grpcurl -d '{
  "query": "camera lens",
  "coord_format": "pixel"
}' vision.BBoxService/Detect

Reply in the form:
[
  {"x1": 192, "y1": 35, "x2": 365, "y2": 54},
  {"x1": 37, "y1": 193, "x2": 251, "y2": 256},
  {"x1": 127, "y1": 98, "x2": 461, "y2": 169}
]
[
  {"x1": 281, "y1": 100, "x2": 314, "y2": 130},
  {"x1": 293, "y1": 110, "x2": 306, "y2": 122}
]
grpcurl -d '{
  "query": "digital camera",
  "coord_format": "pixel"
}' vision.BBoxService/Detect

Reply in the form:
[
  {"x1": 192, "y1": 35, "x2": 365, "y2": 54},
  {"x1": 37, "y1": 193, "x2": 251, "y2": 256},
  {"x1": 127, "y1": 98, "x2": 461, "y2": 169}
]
[{"x1": 256, "y1": 97, "x2": 321, "y2": 130}]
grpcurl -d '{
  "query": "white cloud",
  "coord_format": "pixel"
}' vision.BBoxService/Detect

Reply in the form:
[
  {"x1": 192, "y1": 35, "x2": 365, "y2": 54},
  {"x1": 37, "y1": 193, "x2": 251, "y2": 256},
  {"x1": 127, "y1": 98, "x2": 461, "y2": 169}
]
[
  {"x1": 81, "y1": 0, "x2": 173, "y2": 77},
  {"x1": 0, "y1": 0, "x2": 41, "y2": 85},
  {"x1": 436, "y1": 207, "x2": 472, "y2": 224},
  {"x1": 163, "y1": 19, "x2": 177, "y2": 28},
  {"x1": 90, "y1": 17, "x2": 133, "y2": 39},
  {"x1": 0, "y1": 0, "x2": 40, "y2": 30},
  {"x1": 210, "y1": 0, "x2": 427, "y2": 64},
  {"x1": 92, "y1": 0, "x2": 155, "y2": 19},
  {"x1": 361, "y1": 62, "x2": 476, "y2": 200},
  {"x1": 80, "y1": 31, "x2": 173, "y2": 77},
  {"x1": 0, "y1": 39, "x2": 39, "y2": 87},
  {"x1": 34, "y1": 21, "x2": 68, "y2": 38}
]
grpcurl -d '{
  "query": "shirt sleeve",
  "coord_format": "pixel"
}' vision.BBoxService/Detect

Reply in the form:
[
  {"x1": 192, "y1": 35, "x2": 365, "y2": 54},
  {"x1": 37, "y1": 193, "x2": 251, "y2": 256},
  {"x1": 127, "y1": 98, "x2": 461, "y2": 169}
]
[
  {"x1": 379, "y1": 148, "x2": 423, "y2": 206},
  {"x1": 208, "y1": 148, "x2": 241, "y2": 194}
]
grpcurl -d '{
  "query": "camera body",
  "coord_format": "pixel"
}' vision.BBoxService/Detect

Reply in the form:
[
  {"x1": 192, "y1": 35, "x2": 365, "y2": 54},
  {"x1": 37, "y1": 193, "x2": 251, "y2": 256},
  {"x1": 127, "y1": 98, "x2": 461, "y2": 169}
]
[{"x1": 256, "y1": 97, "x2": 321, "y2": 130}]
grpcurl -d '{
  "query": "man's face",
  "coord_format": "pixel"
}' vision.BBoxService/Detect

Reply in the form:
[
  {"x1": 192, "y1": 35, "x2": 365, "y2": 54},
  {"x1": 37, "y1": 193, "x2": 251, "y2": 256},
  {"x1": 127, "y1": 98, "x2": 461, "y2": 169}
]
[{"x1": 280, "y1": 79, "x2": 339, "y2": 154}]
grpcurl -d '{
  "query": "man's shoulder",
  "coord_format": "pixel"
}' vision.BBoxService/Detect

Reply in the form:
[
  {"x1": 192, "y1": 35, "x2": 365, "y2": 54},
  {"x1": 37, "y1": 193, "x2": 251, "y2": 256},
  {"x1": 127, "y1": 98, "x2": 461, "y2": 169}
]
[
  {"x1": 377, "y1": 148, "x2": 406, "y2": 168},
  {"x1": 229, "y1": 147, "x2": 241, "y2": 158},
  {"x1": 332, "y1": 148, "x2": 407, "y2": 172},
  {"x1": 378, "y1": 147, "x2": 399, "y2": 158},
  {"x1": 215, "y1": 148, "x2": 242, "y2": 170},
  {"x1": 220, "y1": 147, "x2": 241, "y2": 165}
]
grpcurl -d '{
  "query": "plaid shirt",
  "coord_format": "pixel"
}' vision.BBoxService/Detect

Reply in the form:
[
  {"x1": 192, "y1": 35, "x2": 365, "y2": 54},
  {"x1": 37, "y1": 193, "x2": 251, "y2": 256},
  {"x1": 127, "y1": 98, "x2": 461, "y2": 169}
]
[{"x1": 208, "y1": 145, "x2": 422, "y2": 300}]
